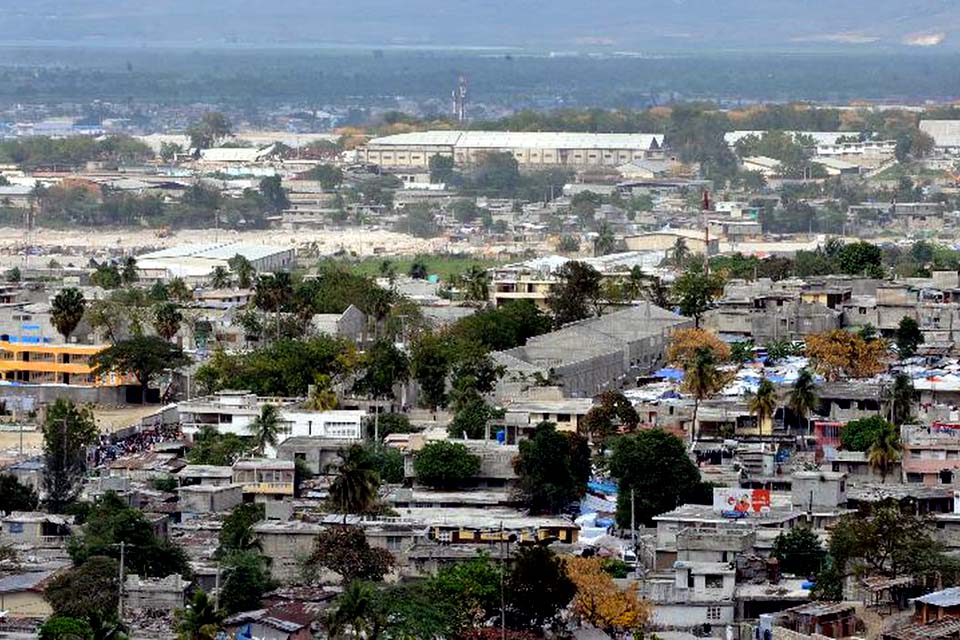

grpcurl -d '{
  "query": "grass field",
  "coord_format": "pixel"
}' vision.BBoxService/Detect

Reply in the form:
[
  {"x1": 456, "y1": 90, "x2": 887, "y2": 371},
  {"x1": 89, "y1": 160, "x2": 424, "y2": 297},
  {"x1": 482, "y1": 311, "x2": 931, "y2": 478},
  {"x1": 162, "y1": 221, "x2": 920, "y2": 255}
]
[{"x1": 344, "y1": 254, "x2": 509, "y2": 282}]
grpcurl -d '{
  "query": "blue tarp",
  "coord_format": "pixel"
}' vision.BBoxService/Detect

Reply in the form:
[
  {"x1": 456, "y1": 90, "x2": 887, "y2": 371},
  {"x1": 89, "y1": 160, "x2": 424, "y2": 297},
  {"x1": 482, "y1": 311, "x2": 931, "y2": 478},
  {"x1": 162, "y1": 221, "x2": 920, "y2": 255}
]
[
  {"x1": 653, "y1": 368, "x2": 684, "y2": 381},
  {"x1": 588, "y1": 480, "x2": 618, "y2": 495}
]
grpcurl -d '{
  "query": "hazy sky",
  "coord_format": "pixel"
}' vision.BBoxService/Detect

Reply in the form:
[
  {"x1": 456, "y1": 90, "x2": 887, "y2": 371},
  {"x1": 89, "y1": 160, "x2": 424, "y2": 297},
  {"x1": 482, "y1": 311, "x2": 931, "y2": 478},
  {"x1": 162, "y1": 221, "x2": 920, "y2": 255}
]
[{"x1": 3, "y1": 0, "x2": 958, "y2": 51}]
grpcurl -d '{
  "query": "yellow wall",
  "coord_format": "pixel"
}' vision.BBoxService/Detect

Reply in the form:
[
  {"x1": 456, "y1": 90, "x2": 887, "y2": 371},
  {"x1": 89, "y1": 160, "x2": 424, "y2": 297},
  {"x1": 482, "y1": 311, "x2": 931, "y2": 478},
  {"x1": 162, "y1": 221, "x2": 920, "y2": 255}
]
[
  {"x1": 0, "y1": 591, "x2": 53, "y2": 618},
  {"x1": 0, "y1": 343, "x2": 131, "y2": 387}
]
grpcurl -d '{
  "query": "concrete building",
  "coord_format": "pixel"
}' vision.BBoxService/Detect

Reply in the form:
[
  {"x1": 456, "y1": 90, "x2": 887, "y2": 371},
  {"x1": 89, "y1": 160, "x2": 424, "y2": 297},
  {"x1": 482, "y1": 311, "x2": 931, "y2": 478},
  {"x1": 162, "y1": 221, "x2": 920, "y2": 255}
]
[
  {"x1": 900, "y1": 423, "x2": 960, "y2": 485},
  {"x1": 136, "y1": 242, "x2": 295, "y2": 283},
  {"x1": 403, "y1": 438, "x2": 518, "y2": 489},
  {"x1": 0, "y1": 570, "x2": 58, "y2": 618},
  {"x1": 123, "y1": 573, "x2": 190, "y2": 612},
  {"x1": 0, "y1": 340, "x2": 132, "y2": 387},
  {"x1": 275, "y1": 437, "x2": 359, "y2": 475},
  {"x1": 920, "y1": 120, "x2": 960, "y2": 152},
  {"x1": 232, "y1": 459, "x2": 295, "y2": 501},
  {"x1": 178, "y1": 484, "x2": 244, "y2": 516},
  {"x1": 359, "y1": 131, "x2": 665, "y2": 170},
  {"x1": 310, "y1": 304, "x2": 367, "y2": 345},
  {"x1": 495, "y1": 304, "x2": 691, "y2": 399},
  {"x1": 502, "y1": 397, "x2": 595, "y2": 434}
]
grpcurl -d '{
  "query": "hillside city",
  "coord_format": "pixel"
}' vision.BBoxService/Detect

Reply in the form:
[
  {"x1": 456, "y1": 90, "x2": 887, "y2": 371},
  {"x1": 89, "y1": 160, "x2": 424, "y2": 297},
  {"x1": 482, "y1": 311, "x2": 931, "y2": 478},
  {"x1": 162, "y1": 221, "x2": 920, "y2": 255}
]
[{"x1": 9, "y1": 21, "x2": 960, "y2": 640}]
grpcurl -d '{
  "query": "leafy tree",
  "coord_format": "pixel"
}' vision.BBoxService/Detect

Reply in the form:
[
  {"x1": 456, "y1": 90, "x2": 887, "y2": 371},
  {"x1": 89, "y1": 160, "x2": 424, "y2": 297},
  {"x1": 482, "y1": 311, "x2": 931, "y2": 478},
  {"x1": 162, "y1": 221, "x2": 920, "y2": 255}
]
[
  {"x1": 92, "y1": 336, "x2": 190, "y2": 403},
  {"x1": 305, "y1": 164, "x2": 344, "y2": 190},
  {"x1": 772, "y1": 526, "x2": 825, "y2": 577},
  {"x1": 789, "y1": 368, "x2": 819, "y2": 433},
  {"x1": 42, "y1": 399, "x2": 98, "y2": 513},
  {"x1": 429, "y1": 155, "x2": 455, "y2": 184},
  {"x1": 167, "y1": 277, "x2": 193, "y2": 303},
  {"x1": 120, "y1": 256, "x2": 138, "y2": 285},
  {"x1": 409, "y1": 257, "x2": 429, "y2": 280},
  {"x1": 566, "y1": 557, "x2": 651, "y2": 636},
  {"x1": 546, "y1": 260, "x2": 602, "y2": 328},
  {"x1": 889, "y1": 372, "x2": 916, "y2": 427},
  {"x1": 429, "y1": 555, "x2": 501, "y2": 631},
  {"x1": 369, "y1": 413, "x2": 417, "y2": 441},
  {"x1": 682, "y1": 346, "x2": 726, "y2": 442},
  {"x1": 505, "y1": 545, "x2": 575, "y2": 633},
  {"x1": 218, "y1": 503, "x2": 264, "y2": 556},
  {"x1": 328, "y1": 444, "x2": 380, "y2": 515},
  {"x1": 667, "y1": 328, "x2": 731, "y2": 365},
  {"x1": 895, "y1": 316, "x2": 923, "y2": 359},
  {"x1": 90, "y1": 264, "x2": 122, "y2": 289},
  {"x1": 471, "y1": 152, "x2": 520, "y2": 195},
  {"x1": 459, "y1": 264, "x2": 491, "y2": 303},
  {"x1": 38, "y1": 617, "x2": 94, "y2": 640},
  {"x1": 68, "y1": 492, "x2": 191, "y2": 578},
  {"x1": 187, "y1": 425, "x2": 251, "y2": 466},
  {"x1": 5, "y1": 266, "x2": 21, "y2": 283},
  {"x1": 841, "y1": 415, "x2": 893, "y2": 452},
  {"x1": 805, "y1": 329, "x2": 888, "y2": 381},
  {"x1": 303, "y1": 525, "x2": 394, "y2": 583},
  {"x1": 367, "y1": 445, "x2": 405, "y2": 484},
  {"x1": 673, "y1": 265, "x2": 724, "y2": 328},
  {"x1": 747, "y1": 377, "x2": 778, "y2": 433},
  {"x1": 152, "y1": 302, "x2": 183, "y2": 342},
  {"x1": 258, "y1": 175, "x2": 289, "y2": 212},
  {"x1": 210, "y1": 266, "x2": 231, "y2": 289},
  {"x1": 254, "y1": 272, "x2": 295, "y2": 340},
  {"x1": 580, "y1": 390, "x2": 640, "y2": 441},
  {"x1": 174, "y1": 589, "x2": 223, "y2": 640},
  {"x1": 50, "y1": 287, "x2": 86, "y2": 342},
  {"x1": 248, "y1": 403, "x2": 282, "y2": 455},
  {"x1": 397, "y1": 206, "x2": 440, "y2": 238},
  {"x1": 448, "y1": 300, "x2": 551, "y2": 351},
  {"x1": 218, "y1": 550, "x2": 275, "y2": 614},
  {"x1": 353, "y1": 340, "x2": 410, "y2": 434},
  {"x1": 187, "y1": 112, "x2": 233, "y2": 149},
  {"x1": 448, "y1": 396, "x2": 502, "y2": 440},
  {"x1": 159, "y1": 141, "x2": 183, "y2": 162},
  {"x1": 609, "y1": 429, "x2": 703, "y2": 527},
  {"x1": 44, "y1": 556, "x2": 120, "y2": 636},
  {"x1": 0, "y1": 473, "x2": 39, "y2": 512},
  {"x1": 837, "y1": 241, "x2": 883, "y2": 276},
  {"x1": 515, "y1": 423, "x2": 590, "y2": 514},
  {"x1": 413, "y1": 441, "x2": 481, "y2": 489},
  {"x1": 411, "y1": 332, "x2": 452, "y2": 409},
  {"x1": 867, "y1": 420, "x2": 901, "y2": 483},
  {"x1": 227, "y1": 254, "x2": 255, "y2": 289}
]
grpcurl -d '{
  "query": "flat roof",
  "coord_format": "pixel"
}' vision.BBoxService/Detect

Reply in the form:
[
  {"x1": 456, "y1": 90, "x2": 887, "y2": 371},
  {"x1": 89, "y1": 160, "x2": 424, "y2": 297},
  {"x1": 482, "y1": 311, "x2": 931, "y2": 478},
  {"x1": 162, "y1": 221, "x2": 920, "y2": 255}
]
[{"x1": 368, "y1": 130, "x2": 665, "y2": 151}]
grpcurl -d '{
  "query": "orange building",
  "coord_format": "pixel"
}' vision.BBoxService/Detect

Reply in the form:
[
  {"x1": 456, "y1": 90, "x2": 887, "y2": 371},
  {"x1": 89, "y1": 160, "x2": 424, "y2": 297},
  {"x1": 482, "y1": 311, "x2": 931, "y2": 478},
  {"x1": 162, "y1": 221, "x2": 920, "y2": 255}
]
[{"x1": 0, "y1": 341, "x2": 129, "y2": 387}]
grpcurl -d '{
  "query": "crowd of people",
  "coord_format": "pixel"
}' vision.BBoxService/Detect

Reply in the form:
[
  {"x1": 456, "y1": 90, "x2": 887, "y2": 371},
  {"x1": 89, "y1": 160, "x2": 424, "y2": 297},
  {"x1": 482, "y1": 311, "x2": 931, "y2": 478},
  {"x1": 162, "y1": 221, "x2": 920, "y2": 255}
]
[{"x1": 90, "y1": 423, "x2": 183, "y2": 467}]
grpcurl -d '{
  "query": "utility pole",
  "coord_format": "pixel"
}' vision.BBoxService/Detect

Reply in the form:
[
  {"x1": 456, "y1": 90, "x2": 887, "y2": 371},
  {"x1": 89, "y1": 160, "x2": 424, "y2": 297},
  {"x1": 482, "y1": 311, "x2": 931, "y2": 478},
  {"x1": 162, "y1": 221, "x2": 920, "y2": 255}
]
[
  {"x1": 500, "y1": 521, "x2": 506, "y2": 640},
  {"x1": 214, "y1": 562, "x2": 221, "y2": 610},
  {"x1": 118, "y1": 541, "x2": 126, "y2": 621},
  {"x1": 631, "y1": 487, "x2": 637, "y2": 572}
]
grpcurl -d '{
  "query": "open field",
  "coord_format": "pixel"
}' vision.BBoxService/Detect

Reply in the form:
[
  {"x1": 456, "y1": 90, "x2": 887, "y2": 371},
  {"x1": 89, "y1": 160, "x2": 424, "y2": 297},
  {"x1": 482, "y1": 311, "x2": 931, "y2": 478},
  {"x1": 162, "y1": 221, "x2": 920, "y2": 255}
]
[{"x1": 345, "y1": 254, "x2": 508, "y2": 281}]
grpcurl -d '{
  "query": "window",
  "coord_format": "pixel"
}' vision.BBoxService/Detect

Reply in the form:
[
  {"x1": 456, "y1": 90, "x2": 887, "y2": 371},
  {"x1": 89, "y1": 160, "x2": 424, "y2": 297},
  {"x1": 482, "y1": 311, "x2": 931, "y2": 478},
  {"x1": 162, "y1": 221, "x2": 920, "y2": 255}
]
[
  {"x1": 707, "y1": 606, "x2": 722, "y2": 621},
  {"x1": 386, "y1": 536, "x2": 404, "y2": 551},
  {"x1": 705, "y1": 575, "x2": 724, "y2": 589},
  {"x1": 687, "y1": 572, "x2": 694, "y2": 588}
]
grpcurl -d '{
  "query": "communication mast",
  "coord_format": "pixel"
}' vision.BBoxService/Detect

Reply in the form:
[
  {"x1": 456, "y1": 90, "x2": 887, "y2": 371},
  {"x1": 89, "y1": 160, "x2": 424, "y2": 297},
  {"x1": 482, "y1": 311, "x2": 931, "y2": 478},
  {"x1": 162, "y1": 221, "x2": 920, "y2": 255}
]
[{"x1": 452, "y1": 75, "x2": 468, "y2": 123}]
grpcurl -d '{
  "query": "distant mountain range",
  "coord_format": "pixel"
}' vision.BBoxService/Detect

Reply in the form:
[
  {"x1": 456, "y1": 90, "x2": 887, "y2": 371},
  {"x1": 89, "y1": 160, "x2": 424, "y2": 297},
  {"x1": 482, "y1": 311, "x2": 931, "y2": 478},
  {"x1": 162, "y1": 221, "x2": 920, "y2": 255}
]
[{"x1": 5, "y1": 0, "x2": 960, "y2": 51}]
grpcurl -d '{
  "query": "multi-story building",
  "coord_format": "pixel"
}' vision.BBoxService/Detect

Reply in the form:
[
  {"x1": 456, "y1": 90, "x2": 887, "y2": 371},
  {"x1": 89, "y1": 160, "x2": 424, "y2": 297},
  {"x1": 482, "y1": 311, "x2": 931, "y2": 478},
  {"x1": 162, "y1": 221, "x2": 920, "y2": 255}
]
[
  {"x1": 0, "y1": 340, "x2": 130, "y2": 387},
  {"x1": 900, "y1": 423, "x2": 960, "y2": 485},
  {"x1": 231, "y1": 459, "x2": 295, "y2": 501}
]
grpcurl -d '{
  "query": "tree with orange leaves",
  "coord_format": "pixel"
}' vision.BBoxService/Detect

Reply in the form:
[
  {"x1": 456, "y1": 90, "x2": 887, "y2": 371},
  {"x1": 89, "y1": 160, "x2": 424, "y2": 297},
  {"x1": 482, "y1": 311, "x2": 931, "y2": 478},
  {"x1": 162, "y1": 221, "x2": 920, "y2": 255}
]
[
  {"x1": 667, "y1": 328, "x2": 731, "y2": 366},
  {"x1": 805, "y1": 329, "x2": 889, "y2": 381},
  {"x1": 566, "y1": 557, "x2": 651, "y2": 637}
]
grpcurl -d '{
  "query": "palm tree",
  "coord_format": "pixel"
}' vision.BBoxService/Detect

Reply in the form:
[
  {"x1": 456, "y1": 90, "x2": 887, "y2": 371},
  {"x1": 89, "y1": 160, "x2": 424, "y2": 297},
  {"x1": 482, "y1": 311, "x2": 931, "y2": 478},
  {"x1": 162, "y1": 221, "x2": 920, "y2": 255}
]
[
  {"x1": 889, "y1": 373, "x2": 916, "y2": 426},
  {"x1": 594, "y1": 222, "x2": 616, "y2": 256},
  {"x1": 254, "y1": 272, "x2": 294, "y2": 341},
  {"x1": 228, "y1": 254, "x2": 255, "y2": 289},
  {"x1": 672, "y1": 238, "x2": 690, "y2": 268},
  {"x1": 682, "y1": 347, "x2": 725, "y2": 445},
  {"x1": 50, "y1": 287, "x2": 86, "y2": 342},
  {"x1": 306, "y1": 374, "x2": 339, "y2": 411},
  {"x1": 167, "y1": 277, "x2": 193, "y2": 303},
  {"x1": 325, "y1": 581, "x2": 383, "y2": 640},
  {"x1": 210, "y1": 265, "x2": 231, "y2": 289},
  {"x1": 174, "y1": 589, "x2": 223, "y2": 640},
  {"x1": 867, "y1": 422, "x2": 901, "y2": 484},
  {"x1": 460, "y1": 265, "x2": 491, "y2": 304},
  {"x1": 248, "y1": 403, "x2": 282, "y2": 455},
  {"x1": 152, "y1": 302, "x2": 183, "y2": 342},
  {"x1": 747, "y1": 377, "x2": 778, "y2": 435},
  {"x1": 120, "y1": 256, "x2": 138, "y2": 285},
  {"x1": 789, "y1": 368, "x2": 819, "y2": 434},
  {"x1": 327, "y1": 444, "x2": 380, "y2": 516}
]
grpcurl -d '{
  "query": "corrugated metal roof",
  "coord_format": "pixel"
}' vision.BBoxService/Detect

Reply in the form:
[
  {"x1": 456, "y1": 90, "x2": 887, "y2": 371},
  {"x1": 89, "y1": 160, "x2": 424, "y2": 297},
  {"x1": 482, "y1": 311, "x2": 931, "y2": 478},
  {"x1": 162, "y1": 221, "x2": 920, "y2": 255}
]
[
  {"x1": 915, "y1": 586, "x2": 960, "y2": 607},
  {"x1": 369, "y1": 130, "x2": 664, "y2": 151}
]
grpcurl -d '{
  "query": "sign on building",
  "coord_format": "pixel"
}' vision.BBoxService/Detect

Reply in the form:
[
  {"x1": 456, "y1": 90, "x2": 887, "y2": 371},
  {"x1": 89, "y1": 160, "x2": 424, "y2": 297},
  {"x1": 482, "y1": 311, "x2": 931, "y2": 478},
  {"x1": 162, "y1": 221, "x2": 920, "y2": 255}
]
[{"x1": 712, "y1": 488, "x2": 771, "y2": 518}]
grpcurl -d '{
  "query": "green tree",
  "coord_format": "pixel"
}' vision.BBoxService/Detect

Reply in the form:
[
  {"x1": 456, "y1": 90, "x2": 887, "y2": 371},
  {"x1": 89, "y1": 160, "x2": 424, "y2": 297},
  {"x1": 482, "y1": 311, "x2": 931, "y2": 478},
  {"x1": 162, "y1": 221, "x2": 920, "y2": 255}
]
[
  {"x1": 152, "y1": 302, "x2": 183, "y2": 342},
  {"x1": 429, "y1": 155, "x2": 455, "y2": 184},
  {"x1": 68, "y1": 492, "x2": 191, "y2": 578},
  {"x1": 186, "y1": 112, "x2": 233, "y2": 149},
  {"x1": 50, "y1": 287, "x2": 87, "y2": 342},
  {"x1": 42, "y1": 399, "x2": 98, "y2": 513},
  {"x1": 120, "y1": 256, "x2": 138, "y2": 285},
  {"x1": 210, "y1": 266, "x2": 231, "y2": 289},
  {"x1": 367, "y1": 445, "x2": 405, "y2": 484},
  {"x1": 546, "y1": 260, "x2": 603, "y2": 328},
  {"x1": 789, "y1": 368, "x2": 819, "y2": 433},
  {"x1": 609, "y1": 429, "x2": 703, "y2": 527},
  {"x1": 459, "y1": 265, "x2": 491, "y2": 303},
  {"x1": 896, "y1": 316, "x2": 923, "y2": 359},
  {"x1": 187, "y1": 426, "x2": 251, "y2": 466},
  {"x1": 218, "y1": 550, "x2": 275, "y2": 614},
  {"x1": 38, "y1": 617, "x2": 94, "y2": 640},
  {"x1": 248, "y1": 403, "x2": 282, "y2": 455},
  {"x1": 411, "y1": 332, "x2": 452, "y2": 409},
  {"x1": 305, "y1": 164, "x2": 344, "y2": 190},
  {"x1": 353, "y1": 339, "x2": 409, "y2": 437},
  {"x1": 505, "y1": 545, "x2": 575, "y2": 633},
  {"x1": 413, "y1": 441, "x2": 481, "y2": 489},
  {"x1": 228, "y1": 254, "x2": 255, "y2": 289},
  {"x1": 328, "y1": 444, "x2": 380, "y2": 515},
  {"x1": 867, "y1": 421, "x2": 901, "y2": 483},
  {"x1": 92, "y1": 335, "x2": 190, "y2": 403},
  {"x1": 471, "y1": 152, "x2": 520, "y2": 195},
  {"x1": 303, "y1": 525, "x2": 394, "y2": 583},
  {"x1": 409, "y1": 257, "x2": 429, "y2": 280},
  {"x1": 254, "y1": 272, "x2": 294, "y2": 340},
  {"x1": 747, "y1": 377, "x2": 778, "y2": 433},
  {"x1": 159, "y1": 141, "x2": 183, "y2": 162},
  {"x1": 90, "y1": 264, "x2": 122, "y2": 289},
  {"x1": 174, "y1": 589, "x2": 223, "y2": 640},
  {"x1": 673, "y1": 265, "x2": 723, "y2": 328},
  {"x1": 258, "y1": 175, "x2": 289, "y2": 212},
  {"x1": 837, "y1": 241, "x2": 883, "y2": 276},
  {"x1": 683, "y1": 346, "x2": 725, "y2": 443},
  {"x1": 841, "y1": 415, "x2": 892, "y2": 452},
  {"x1": 44, "y1": 556, "x2": 120, "y2": 637},
  {"x1": 772, "y1": 526, "x2": 825, "y2": 578},
  {"x1": 580, "y1": 390, "x2": 640, "y2": 441},
  {"x1": 167, "y1": 277, "x2": 193, "y2": 303},
  {"x1": 0, "y1": 474, "x2": 39, "y2": 512},
  {"x1": 515, "y1": 422, "x2": 590, "y2": 514},
  {"x1": 430, "y1": 555, "x2": 502, "y2": 632},
  {"x1": 889, "y1": 373, "x2": 916, "y2": 427},
  {"x1": 218, "y1": 503, "x2": 264, "y2": 556}
]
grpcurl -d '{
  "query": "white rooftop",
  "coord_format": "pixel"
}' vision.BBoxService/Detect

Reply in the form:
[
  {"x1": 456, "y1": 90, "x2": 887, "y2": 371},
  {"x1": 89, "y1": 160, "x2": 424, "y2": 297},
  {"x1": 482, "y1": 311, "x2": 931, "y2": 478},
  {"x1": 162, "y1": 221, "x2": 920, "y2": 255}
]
[{"x1": 369, "y1": 130, "x2": 664, "y2": 151}]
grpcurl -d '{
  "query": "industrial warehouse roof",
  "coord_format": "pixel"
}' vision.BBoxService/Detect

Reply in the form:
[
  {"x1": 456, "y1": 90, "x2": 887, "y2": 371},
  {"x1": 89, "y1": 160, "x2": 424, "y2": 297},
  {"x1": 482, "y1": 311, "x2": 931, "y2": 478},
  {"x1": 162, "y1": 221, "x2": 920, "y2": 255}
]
[
  {"x1": 138, "y1": 242, "x2": 290, "y2": 262},
  {"x1": 920, "y1": 120, "x2": 960, "y2": 148},
  {"x1": 368, "y1": 130, "x2": 665, "y2": 150}
]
